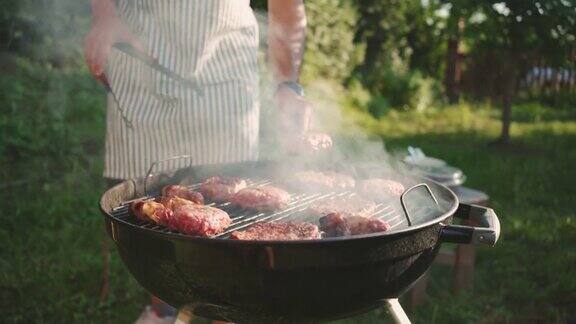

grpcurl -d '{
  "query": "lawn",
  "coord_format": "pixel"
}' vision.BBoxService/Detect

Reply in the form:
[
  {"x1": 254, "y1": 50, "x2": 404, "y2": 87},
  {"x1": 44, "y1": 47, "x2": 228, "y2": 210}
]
[{"x1": 1, "y1": 65, "x2": 575, "y2": 323}]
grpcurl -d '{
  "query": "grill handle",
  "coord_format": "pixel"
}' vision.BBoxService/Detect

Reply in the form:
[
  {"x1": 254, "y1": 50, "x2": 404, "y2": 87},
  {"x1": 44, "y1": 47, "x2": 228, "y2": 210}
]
[
  {"x1": 144, "y1": 155, "x2": 194, "y2": 195},
  {"x1": 440, "y1": 204, "x2": 501, "y2": 246}
]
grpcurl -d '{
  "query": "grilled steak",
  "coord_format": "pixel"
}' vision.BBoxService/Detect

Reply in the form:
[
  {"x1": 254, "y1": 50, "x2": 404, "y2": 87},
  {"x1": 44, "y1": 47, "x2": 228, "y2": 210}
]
[
  {"x1": 169, "y1": 204, "x2": 231, "y2": 237},
  {"x1": 285, "y1": 171, "x2": 355, "y2": 192},
  {"x1": 230, "y1": 222, "x2": 321, "y2": 240},
  {"x1": 130, "y1": 200, "x2": 173, "y2": 226},
  {"x1": 162, "y1": 185, "x2": 204, "y2": 205},
  {"x1": 319, "y1": 213, "x2": 390, "y2": 237},
  {"x1": 231, "y1": 186, "x2": 291, "y2": 212},
  {"x1": 156, "y1": 196, "x2": 197, "y2": 211},
  {"x1": 308, "y1": 196, "x2": 377, "y2": 217},
  {"x1": 200, "y1": 176, "x2": 247, "y2": 202},
  {"x1": 357, "y1": 179, "x2": 405, "y2": 202}
]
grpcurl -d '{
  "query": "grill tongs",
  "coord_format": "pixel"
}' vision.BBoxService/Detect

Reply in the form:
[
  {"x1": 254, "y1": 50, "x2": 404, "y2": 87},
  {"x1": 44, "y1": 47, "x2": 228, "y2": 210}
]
[{"x1": 102, "y1": 42, "x2": 203, "y2": 129}]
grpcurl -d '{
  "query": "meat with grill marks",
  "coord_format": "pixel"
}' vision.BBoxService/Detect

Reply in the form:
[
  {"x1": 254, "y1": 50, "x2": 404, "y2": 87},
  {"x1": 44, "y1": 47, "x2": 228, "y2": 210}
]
[
  {"x1": 357, "y1": 179, "x2": 405, "y2": 202},
  {"x1": 156, "y1": 196, "x2": 197, "y2": 211},
  {"x1": 168, "y1": 204, "x2": 231, "y2": 237},
  {"x1": 308, "y1": 196, "x2": 377, "y2": 217},
  {"x1": 230, "y1": 222, "x2": 321, "y2": 240},
  {"x1": 231, "y1": 186, "x2": 291, "y2": 212},
  {"x1": 285, "y1": 171, "x2": 355, "y2": 192},
  {"x1": 319, "y1": 213, "x2": 390, "y2": 237},
  {"x1": 200, "y1": 176, "x2": 247, "y2": 202},
  {"x1": 161, "y1": 185, "x2": 204, "y2": 205},
  {"x1": 130, "y1": 200, "x2": 173, "y2": 226}
]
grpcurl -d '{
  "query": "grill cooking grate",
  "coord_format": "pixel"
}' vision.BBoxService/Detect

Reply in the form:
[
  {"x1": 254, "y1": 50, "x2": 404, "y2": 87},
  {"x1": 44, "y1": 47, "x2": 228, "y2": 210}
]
[{"x1": 109, "y1": 178, "x2": 409, "y2": 238}]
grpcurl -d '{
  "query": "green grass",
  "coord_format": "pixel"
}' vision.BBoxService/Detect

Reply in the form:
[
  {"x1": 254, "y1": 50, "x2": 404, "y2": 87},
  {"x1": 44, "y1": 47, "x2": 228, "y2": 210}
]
[{"x1": 1, "y1": 65, "x2": 575, "y2": 323}]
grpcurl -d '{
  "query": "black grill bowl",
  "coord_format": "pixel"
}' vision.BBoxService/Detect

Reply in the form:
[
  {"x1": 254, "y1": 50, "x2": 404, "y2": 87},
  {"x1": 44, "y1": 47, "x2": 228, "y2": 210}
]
[{"x1": 99, "y1": 161, "x2": 486, "y2": 323}]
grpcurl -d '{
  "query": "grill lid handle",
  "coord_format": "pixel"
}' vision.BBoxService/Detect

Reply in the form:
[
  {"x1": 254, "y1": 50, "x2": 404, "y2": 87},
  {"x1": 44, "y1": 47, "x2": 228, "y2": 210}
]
[
  {"x1": 144, "y1": 155, "x2": 194, "y2": 195},
  {"x1": 440, "y1": 204, "x2": 501, "y2": 246}
]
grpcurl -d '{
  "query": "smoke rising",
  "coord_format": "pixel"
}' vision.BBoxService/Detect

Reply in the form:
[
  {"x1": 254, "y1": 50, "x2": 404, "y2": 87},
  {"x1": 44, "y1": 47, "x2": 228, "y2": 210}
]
[
  {"x1": 253, "y1": 8, "x2": 450, "y2": 225},
  {"x1": 19, "y1": 0, "x2": 450, "y2": 224}
]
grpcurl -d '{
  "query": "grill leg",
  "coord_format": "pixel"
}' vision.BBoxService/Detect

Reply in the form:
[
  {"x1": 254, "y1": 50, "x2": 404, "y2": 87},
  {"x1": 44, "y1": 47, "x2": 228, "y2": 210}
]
[{"x1": 384, "y1": 299, "x2": 411, "y2": 324}]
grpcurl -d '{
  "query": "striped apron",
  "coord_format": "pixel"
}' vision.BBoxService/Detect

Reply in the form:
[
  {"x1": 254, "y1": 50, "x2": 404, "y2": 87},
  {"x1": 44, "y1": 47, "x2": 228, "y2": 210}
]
[{"x1": 104, "y1": 0, "x2": 260, "y2": 179}]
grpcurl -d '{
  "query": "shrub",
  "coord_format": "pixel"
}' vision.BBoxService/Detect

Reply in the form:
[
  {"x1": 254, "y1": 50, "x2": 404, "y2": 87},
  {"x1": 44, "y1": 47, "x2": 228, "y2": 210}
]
[
  {"x1": 0, "y1": 57, "x2": 105, "y2": 181},
  {"x1": 301, "y1": 0, "x2": 360, "y2": 84}
]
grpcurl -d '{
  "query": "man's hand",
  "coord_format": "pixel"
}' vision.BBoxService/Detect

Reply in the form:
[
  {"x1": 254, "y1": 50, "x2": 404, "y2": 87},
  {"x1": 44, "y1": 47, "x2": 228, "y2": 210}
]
[
  {"x1": 276, "y1": 86, "x2": 312, "y2": 136},
  {"x1": 275, "y1": 87, "x2": 333, "y2": 154},
  {"x1": 84, "y1": 15, "x2": 144, "y2": 85}
]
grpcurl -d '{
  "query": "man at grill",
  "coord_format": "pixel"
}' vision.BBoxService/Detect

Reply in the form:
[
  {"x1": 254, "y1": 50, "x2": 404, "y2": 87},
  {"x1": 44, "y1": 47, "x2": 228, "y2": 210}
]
[{"x1": 84, "y1": 0, "x2": 312, "y2": 322}]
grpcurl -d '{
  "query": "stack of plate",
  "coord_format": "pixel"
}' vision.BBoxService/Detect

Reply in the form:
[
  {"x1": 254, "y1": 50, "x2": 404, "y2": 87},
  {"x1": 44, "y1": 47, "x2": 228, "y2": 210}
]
[{"x1": 403, "y1": 147, "x2": 466, "y2": 187}]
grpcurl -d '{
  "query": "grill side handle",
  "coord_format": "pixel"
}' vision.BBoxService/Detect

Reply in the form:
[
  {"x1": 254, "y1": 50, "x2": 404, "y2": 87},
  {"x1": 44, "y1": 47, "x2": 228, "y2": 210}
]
[{"x1": 440, "y1": 204, "x2": 501, "y2": 246}]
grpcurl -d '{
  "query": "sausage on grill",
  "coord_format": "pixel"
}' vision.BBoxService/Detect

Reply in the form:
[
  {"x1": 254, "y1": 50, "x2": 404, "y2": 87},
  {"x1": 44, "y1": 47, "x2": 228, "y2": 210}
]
[
  {"x1": 131, "y1": 200, "x2": 173, "y2": 226},
  {"x1": 231, "y1": 186, "x2": 291, "y2": 212},
  {"x1": 230, "y1": 222, "x2": 321, "y2": 240},
  {"x1": 200, "y1": 176, "x2": 247, "y2": 202}
]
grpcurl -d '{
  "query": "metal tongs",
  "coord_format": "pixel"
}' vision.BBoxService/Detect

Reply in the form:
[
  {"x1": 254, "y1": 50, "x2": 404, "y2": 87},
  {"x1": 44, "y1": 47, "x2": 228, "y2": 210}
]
[
  {"x1": 113, "y1": 42, "x2": 203, "y2": 95},
  {"x1": 102, "y1": 42, "x2": 204, "y2": 129}
]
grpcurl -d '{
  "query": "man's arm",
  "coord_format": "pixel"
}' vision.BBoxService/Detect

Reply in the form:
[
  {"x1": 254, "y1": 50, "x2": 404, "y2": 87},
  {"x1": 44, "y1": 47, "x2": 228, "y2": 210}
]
[
  {"x1": 268, "y1": 0, "x2": 333, "y2": 154},
  {"x1": 85, "y1": 0, "x2": 143, "y2": 83},
  {"x1": 268, "y1": 0, "x2": 307, "y2": 83}
]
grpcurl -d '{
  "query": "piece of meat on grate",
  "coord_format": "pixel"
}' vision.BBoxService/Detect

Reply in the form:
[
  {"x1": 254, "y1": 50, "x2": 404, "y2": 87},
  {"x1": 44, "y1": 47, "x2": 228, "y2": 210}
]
[
  {"x1": 200, "y1": 176, "x2": 247, "y2": 202},
  {"x1": 285, "y1": 171, "x2": 355, "y2": 192},
  {"x1": 156, "y1": 196, "x2": 197, "y2": 211},
  {"x1": 230, "y1": 222, "x2": 321, "y2": 240},
  {"x1": 169, "y1": 204, "x2": 231, "y2": 237},
  {"x1": 162, "y1": 185, "x2": 205, "y2": 205},
  {"x1": 319, "y1": 212, "x2": 390, "y2": 237},
  {"x1": 308, "y1": 196, "x2": 377, "y2": 217},
  {"x1": 357, "y1": 179, "x2": 405, "y2": 202},
  {"x1": 231, "y1": 186, "x2": 291, "y2": 212},
  {"x1": 130, "y1": 200, "x2": 173, "y2": 226}
]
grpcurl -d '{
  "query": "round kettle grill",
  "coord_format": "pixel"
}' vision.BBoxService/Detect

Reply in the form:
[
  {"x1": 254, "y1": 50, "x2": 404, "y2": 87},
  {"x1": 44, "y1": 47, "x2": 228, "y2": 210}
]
[{"x1": 99, "y1": 160, "x2": 500, "y2": 323}]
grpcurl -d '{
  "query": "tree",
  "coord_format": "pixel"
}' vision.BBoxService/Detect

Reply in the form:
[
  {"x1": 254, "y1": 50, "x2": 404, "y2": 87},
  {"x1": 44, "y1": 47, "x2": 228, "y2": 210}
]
[
  {"x1": 460, "y1": 0, "x2": 575, "y2": 143},
  {"x1": 353, "y1": 0, "x2": 413, "y2": 76}
]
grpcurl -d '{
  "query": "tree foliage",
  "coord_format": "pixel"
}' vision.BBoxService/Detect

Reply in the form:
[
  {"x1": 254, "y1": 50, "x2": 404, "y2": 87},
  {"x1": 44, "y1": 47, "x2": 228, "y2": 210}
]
[
  {"x1": 302, "y1": 0, "x2": 360, "y2": 82},
  {"x1": 448, "y1": 0, "x2": 576, "y2": 141}
]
